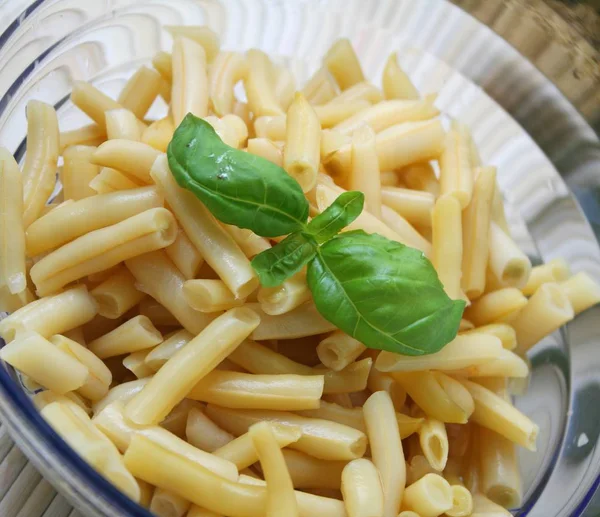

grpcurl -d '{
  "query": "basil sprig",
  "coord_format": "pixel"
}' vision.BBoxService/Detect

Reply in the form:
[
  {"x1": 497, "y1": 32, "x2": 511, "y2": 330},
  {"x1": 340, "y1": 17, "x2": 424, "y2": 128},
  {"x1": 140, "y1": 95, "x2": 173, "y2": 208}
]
[{"x1": 168, "y1": 113, "x2": 465, "y2": 356}]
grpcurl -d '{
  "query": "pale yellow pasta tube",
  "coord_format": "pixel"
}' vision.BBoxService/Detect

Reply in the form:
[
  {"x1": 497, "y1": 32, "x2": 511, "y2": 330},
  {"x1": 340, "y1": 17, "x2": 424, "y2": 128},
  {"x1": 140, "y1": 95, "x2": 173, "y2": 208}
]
[
  {"x1": 105, "y1": 109, "x2": 143, "y2": 141},
  {"x1": 455, "y1": 348, "x2": 529, "y2": 378},
  {"x1": 512, "y1": 283, "x2": 574, "y2": 353},
  {"x1": 335, "y1": 98, "x2": 439, "y2": 136},
  {"x1": 249, "y1": 301, "x2": 336, "y2": 340},
  {"x1": 445, "y1": 485, "x2": 472, "y2": 517},
  {"x1": 43, "y1": 401, "x2": 141, "y2": 502},
  {"x1": 401, "y1": 474, "x2": 452, "y2": 517},
  {"x1": 125, "y1": 308, "x2": 260, "y2": 425},
  {"x1": 418, "y1": 419, "x2": 447, "y2": 471},
  {"x1": 88, "y1": 315, "x2": 162, "y2": 359},
  {"x1": 380, "y1": 170, "x2": 400, "y2": 187},
  {"x1": 188, "y1": 507, "x2": 222, "y2": 517},
  {"x1": 89, "y1": 167, "x2": 143, "y2": 194},
  {"x1": 26, "y1": 185, "x2": 162, "y2": 256},
  {"x1": 221, "y1": 223, "x2": 272, "y2": 258},
  {"x1": 92, "y1": 378, "x2": 151, "y2": 415},
  {"x1": 118, "y1": 66, "x2": 162, "y2": 119},
  {"x1": 124, "y1": 434, "x2": 347, "y2": 517},
  {"x1": 123, "y1": 349, "x2": 155, "y2": 379},
  {"x1": 381, "y1": 207, "x2": 433, "y2": 256},
  {"x1": 458, "y1": 379, "x2": 538, "y2": 450},
  {"x1": 51, "y1": 334, "x2": 112, "y2": 401},
  {"x1": 254, "y1": 116, "x2": 286, "y2": 141},
  {"x1": 363, "y1": 391, "x2": 405, "y2": 517},
  {"x1": 397, "y1": 512, "x2": 421, "y2": 517},
  {"x1": 461, "y1": 323, "x2": 517, "y2": 350},
  {"x1": 171, "y1": 37, "x2": 209, "y2": 125},
  {"x1": 0, "y1": 331, "x2": 88, "y2": 394},
  {"x1": 329, "y1": 82, "x2": 383, "y2": 105},
  {"x1": 250, "y1": 422, "x2": 299, "y2": 517},
  {"x1": 522, "y1": 258, "x2": 571, "y2": 296},
  {"x1": 213, "y1": 422, "x2": 301, "y2": 469},
  {"x1": 316, "y1": 183, "x2": 431, "y2": 256},
  {"x1": 560, "y1": 271, "x2": 600, "y2": 315},
  {"x1": 92, "y1": 401, "x2": 238, "y2": 480},
  {"x1": 0, "y1": 286, "x2": 32, "y2": 313},
  {"x1": 368, "y1": 120, "x2": 446, "y2": 172},
  {"x1": 209, "y1": 52, "x2": 248, "y2": 116},
  {"x1": 325, "y1": 119, "x2": 445, "y2": 181},
  {"x1": 144, "y1": 329, "x2": 193, "y2": 372},
  {"x1": 138, "y1": 298, "x2": 180, "y2": 328},
  {"x1": 128, "y1": 251, "x2": 215, "y2": 334},
  {"x1": 375, "y1": 334, "x2": 502, "y2": 373},
  {"x1": 279, "y1": 449, "x2": 346, "y2": 490},
  {"x1": 188, "y1": 370, "x2": 324, "y2": 410},
  {"x1": 228, "y1": 339, "x2": 371, "y2": 396},
  {"x1": 246, "y1": 138, "x2": 283, "y2": 166},
  {"x1": 186, "y1": 407, "x2": 234, "y2": 451},
  {"x1": 323, "y1": 39, "x2": 365, "y2": 90},
  {"x1": 204, "y1": 115, "x2": 248, "y2": 149},
  {"x1": 0, "y1": 148, "x2": 27, "y2": 295},
  {"x1": 30, "y1": 207, "x2": 177, "y2": 296},
  {"x1": 470, "y1": 493, "x2": 512, "y2": 517},
  {"x1": 382, "y1": 187, "x2": 434, "y2": 228},
  {"x1": 159, "y1": 399, "x2": 200, "y2": 437},
  {"x1": 367, "y1": 368, "x2": 407, "y2": 410},
  {"x1": 341, "y1": 458, "x2": 384, "y2": 517},
  {"x1": 297, "y1": 401, "x2": 422, "y2": 439},
  {"x1": 0, "y1": 285, "x2": 97, "y2": 343},
  {"x1": 166, "y1": 229, "x2": 205, "y2": 280},
  {"x1": 257, "y1": 271, "x2": 311, "y2": 316},
  {"x1": 70, "y1": 81, "x2": 140, "y2": 131},
  {"x1": 382, "y1": 52, "x2": 419, "y2": 100},
  {"x1": 349, "y1": 124, "x2": 382, "y2": 217},
  {"x1": 151, "y1": 155, "x2": 258, "y2": 298},
  {"x1": 142, "y1": 117, "x2": 175, "y2": 153},
  {"x1": 61, "y1": 145, "x2": 99, "y2": 201},
  {"x1": 317, "y1": 331, "x2": 366, "y2": 372},
  {"x1": 479, "y1": 426, "x2": 522, "y2": 509},
  {"x1": 21, "y1": 100, "x2": 59, "y2": 227},
  {"x1": 465, "y1": 288, "x2": 528, "y2": 326},
  {"x1": 183, "y1": 279, "x2": 245, "y2": 312},
  {"x1": 91, "y1": 266, "x2": 145, "y2": 319},
  {"x1": 438, "y1": 126, "x2": 472, "y2": 208},
  {"x1": 150, "y1": 488, "x2": 191, "y2": 517},
  {"x1": 165, "y1": 26, "x2": 220, "y2": 62},
  {"x1": 205, "y1": 405, "x2": 367, "y2": 461},
  {"x1": 153, "y1": 50, "x2": 173, "y2": 81},
  {"x1": 302, "y1": 66, "x2": 339, "y2": 105},
  {"x1": 461, "y1": 166, "x2": 496, "y2": 298},
  {"x1": 488, "y1": 222, "x2": 532, "y2": 289},
  {"x1": 92, "y1": 140, "x2": 160, "y2": 184},
  {"x1": 431, "y1": 195, "x2": 462, "y2": 299},
  {"x1": 59, "y1": 123, "x2": 105, "y2": 153},
  {"x1": 314, "y1": 101, "x2": 371, "y2": 128},
  {"x1": 399, "y1": 162, "x2": 439, "y2": 196},
  {"x1": 283, "y1": 93, "x2": 320, "y2": 192},
  {"x1": 391, "y1": 371, "x2": 473, "y2": 424},
  {"x1": 245, "y1": 49, "x2": 283, "y2": 117}
]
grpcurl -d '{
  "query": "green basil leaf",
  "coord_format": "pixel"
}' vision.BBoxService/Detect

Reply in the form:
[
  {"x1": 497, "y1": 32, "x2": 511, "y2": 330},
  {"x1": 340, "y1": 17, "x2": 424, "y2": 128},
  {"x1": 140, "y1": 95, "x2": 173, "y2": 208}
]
[
  {"x1": 306, "y1": 191, "x2": 365, "y2": 244},
  {"x1": 307, "y1": 231, "x2": 465, "y2": 355},
  {"x1": 167, "y1": 113, "x2": 309, "y2": 237},
  {"x1": 251, "y1": 232, "x2": 318, "y2": 288}
]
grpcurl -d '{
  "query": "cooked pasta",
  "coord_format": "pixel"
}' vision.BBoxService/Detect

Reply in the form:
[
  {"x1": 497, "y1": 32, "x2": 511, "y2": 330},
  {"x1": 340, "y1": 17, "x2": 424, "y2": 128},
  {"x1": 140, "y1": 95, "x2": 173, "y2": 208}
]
[{"x1": 3, "y1": 24, "x2": 599, "y2": 516}]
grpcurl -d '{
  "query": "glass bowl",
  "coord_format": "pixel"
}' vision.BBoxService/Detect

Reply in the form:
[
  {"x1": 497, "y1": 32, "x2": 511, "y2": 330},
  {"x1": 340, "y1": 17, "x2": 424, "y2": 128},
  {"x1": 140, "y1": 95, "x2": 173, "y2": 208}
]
[{"x1": 0, "y1": 1, "x2": 599, "y2": 516}]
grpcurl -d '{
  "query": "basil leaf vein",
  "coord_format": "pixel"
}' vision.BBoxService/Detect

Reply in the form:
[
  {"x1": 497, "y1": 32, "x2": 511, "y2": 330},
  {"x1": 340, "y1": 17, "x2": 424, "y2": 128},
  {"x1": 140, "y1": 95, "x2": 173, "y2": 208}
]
[{"x1": 306, "y1": 191, "x2": 364, "y2": 244}]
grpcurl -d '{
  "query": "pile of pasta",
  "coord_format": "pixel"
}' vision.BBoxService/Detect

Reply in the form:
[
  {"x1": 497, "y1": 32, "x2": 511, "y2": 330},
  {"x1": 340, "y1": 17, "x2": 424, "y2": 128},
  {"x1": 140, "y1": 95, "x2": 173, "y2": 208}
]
[{"x1": 1, "y1": 25, "x2": 600, "y2": 517}]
